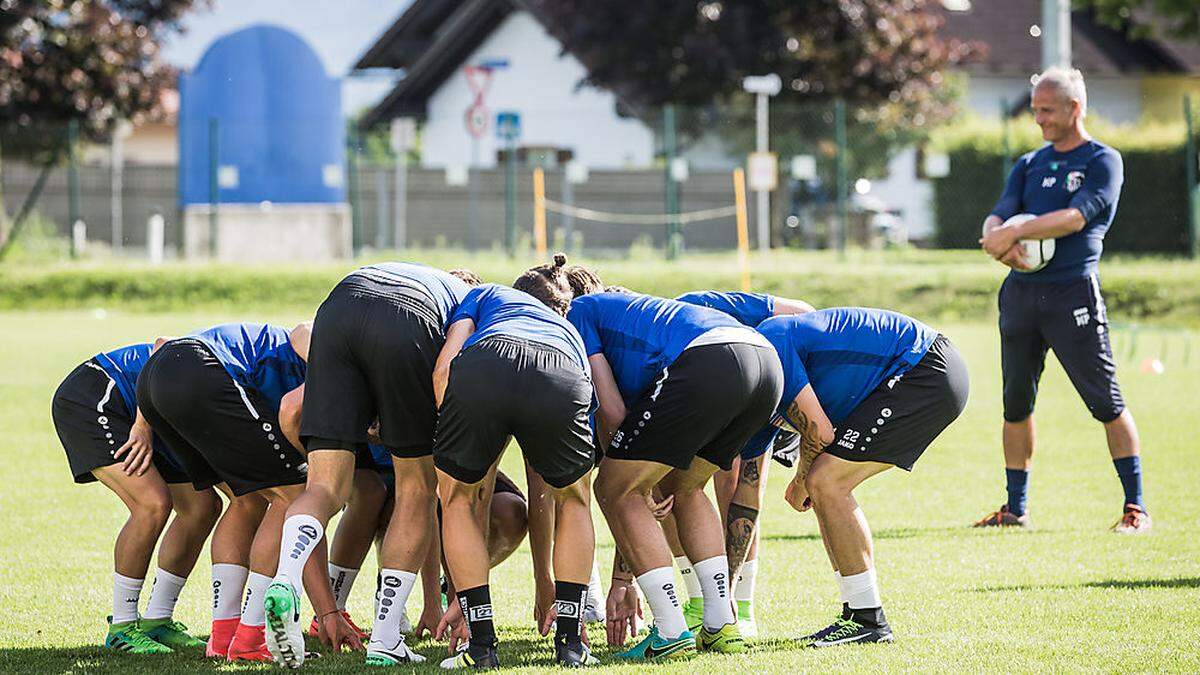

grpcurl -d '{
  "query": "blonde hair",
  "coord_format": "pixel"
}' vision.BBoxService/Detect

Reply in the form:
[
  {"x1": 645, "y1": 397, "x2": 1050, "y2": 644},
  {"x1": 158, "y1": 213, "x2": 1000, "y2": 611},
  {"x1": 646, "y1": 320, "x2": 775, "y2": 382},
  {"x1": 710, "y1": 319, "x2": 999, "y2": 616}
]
[{"x1": 1032, "y1": 67, "x2": 1088, "y2": 118}]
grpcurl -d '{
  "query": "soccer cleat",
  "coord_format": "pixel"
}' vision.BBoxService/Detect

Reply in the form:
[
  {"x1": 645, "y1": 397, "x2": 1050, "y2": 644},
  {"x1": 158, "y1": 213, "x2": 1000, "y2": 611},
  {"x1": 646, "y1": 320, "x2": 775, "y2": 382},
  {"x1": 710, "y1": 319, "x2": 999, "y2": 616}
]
[
  {"x1": 139, "y1": 618, "x2": 205, "y2": 649},
  {"x1": 736, "y1": 600, "x2": 759, "y2": 639},
  {"x1": 797, "y1": 604, "x2": 852, "y2": 647},
  {"x1": 263, "y1": 581, "x2": 306, "y2": 668},
  {"x1": 206, "y1": 617, "x2": 239, "y2": 658},
  {"x1": 682, "y1": 598, "x2": 704, "y2": 633},
  {"x1": 439, "y1": 643, "x2": 500, "y2": 670},
  {"x1": 615, "y1": 626, "x2": 695, "y2": 661},
  {"x1": 307, "y1": 610, "x2": 370, "y2": 640},
  {"x1": 366, "y1": 634, "x2": 426, "y2": 666},
  {"x1": 583, "y1": 575, "x2": 606, "y2": 624},
  {"x1": 697, "y1": 623, "x2": 746, "y2": 654},
  {"x1": 972, "y1": 504, "x2": 1029, "y2": 528},
  {"x1": 555, "y1": 635, "x2": 599, "y2": 667},
  {"x1": 103, "y1": 617, "x2": 173, "y2": 654},
  {"x1": 807, "y1": 617, "x2": 893, "y2": 648},
  {"x1": 227, "y1": 622, "x2": 273, "y2": 662},
  {"x1": 1112, "y1": 503, "x2": 1152, "y2": 534}
]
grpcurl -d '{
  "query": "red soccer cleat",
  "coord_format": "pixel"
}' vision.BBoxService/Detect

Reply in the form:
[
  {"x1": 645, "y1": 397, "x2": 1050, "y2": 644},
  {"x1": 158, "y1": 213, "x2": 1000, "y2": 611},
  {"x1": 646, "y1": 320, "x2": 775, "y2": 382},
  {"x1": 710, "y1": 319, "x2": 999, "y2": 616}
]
[
  {"x1": 972, "y1": 504, "x2": 1029, "y2": 528},
  {"x1": 205, "y1": 617, "x2": 239, "y2": 658},
  {"x1": 1112, "y1": 503, "x2": 1152, "y2": 534},
  {"x1": 227, "y1": 622, "x2": 274, "y2": 662},
  {"x1": 307, "y1": 610, "x2": 369, "y2": 641}
]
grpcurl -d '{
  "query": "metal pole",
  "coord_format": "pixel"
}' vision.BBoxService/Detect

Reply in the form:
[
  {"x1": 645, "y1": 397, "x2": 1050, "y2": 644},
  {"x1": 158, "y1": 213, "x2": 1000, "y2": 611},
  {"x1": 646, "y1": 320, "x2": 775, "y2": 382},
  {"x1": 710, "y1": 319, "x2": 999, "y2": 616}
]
[
  {"x1": 208, "y1": 117, "x2": 219, "y2": 258},
  {"x1": 664, "y1": 104, "x2": 680, "y2": 260},
  {"x1": 834, "y1": 98, "x2": 848, "y2": 257},
  {"x1": 468, "y1": 137, "x2": 480, "y2": 252},
  {"x1": 348, "y1": 127, "x2": 363, "y2": 256},
  {"x1": 375, "y1": 167, "x2": 388, "y2": 250},
  {"x1": 1186, "y1": 95, "x2": 1199, "y2": 259},
  {"x1": 394, "y1": 152, "x2": 408, "y2": 250},
  {"x1": 110, "y1": 127, "x2": 124, "y2": 252},
  {"x1": 67, "y1": 119, "x2": 80, "y2": 235},
  {"x1": 504, "y1": 141, "x2": 516, "y2": 257},
  {"x1": 755, "y1": 92, "x2": 770, "y2": 251},
  {"x1": 1041, "y1": 0, "x2": 1071, "y2": 70}
]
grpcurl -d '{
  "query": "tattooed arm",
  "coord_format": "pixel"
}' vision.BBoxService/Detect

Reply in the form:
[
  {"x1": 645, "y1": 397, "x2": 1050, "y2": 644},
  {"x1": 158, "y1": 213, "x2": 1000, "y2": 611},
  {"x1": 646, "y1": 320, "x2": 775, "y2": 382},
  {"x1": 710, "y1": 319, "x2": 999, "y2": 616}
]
[
  {"x1": 725, "y1": 453, "x2": 767, "y2": 580},
  {"x1": 782, "y1": 385, "x2": 835, "y2": 513}
]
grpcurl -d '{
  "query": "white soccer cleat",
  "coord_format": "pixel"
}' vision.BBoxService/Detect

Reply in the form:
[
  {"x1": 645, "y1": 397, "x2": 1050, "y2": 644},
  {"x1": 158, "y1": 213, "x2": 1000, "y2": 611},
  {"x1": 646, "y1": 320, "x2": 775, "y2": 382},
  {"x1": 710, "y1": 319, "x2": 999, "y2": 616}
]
[
  {"x1": 365, "y1": 635, "x2": 426, "y2": 666},
  {"x1": 263, "y1": 581, "x2": 306, "y2": 668}
]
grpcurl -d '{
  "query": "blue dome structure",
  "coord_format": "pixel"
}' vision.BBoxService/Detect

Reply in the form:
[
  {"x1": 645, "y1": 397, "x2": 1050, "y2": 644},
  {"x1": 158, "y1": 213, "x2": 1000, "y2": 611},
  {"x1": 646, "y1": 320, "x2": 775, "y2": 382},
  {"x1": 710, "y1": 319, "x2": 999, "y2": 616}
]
[{"x1": 179, "y1": 24, "x2": 344, "y2": 205}]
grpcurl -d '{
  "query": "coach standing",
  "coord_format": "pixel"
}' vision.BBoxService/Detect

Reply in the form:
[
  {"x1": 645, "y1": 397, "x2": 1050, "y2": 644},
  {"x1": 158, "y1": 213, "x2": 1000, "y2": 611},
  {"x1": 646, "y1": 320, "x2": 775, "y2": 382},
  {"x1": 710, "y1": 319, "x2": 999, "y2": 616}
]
[{"x1": 975, "y1": 67, "x2": 1149, "y2": 533}]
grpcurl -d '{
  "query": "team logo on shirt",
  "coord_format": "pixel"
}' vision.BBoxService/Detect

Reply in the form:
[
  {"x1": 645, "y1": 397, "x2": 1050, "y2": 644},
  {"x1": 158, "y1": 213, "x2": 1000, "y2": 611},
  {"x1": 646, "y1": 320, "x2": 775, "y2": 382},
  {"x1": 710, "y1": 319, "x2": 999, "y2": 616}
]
[
  {"x1": 1066, "y1": 171, "x2": 1085, "y2": 193},
  {"x1": 1073, "y1": 307, "x2": 1090, "y2": 327},
  {"x1": 1041, "y1": 176, "x2": 1056, "y2": 188}
]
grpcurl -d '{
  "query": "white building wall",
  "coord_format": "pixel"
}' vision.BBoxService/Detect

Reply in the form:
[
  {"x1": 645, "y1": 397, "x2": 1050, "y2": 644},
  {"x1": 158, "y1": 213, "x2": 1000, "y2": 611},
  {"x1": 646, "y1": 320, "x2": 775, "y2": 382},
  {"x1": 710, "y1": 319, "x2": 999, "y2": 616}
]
[
  {"x1": 420, "y1": 11, "x2": 654, "y2": 169},
  {"x1": 964, "y1": 74, "x2": 1143, "y2": 123}
]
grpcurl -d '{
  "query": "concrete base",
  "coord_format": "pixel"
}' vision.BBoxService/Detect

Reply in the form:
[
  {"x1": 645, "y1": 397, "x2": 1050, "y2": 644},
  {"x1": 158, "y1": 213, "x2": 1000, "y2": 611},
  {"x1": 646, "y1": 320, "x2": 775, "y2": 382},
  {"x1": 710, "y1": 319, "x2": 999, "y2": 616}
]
[{"x1": 183, "y1": 203, "x2": 352, "y2": 262}]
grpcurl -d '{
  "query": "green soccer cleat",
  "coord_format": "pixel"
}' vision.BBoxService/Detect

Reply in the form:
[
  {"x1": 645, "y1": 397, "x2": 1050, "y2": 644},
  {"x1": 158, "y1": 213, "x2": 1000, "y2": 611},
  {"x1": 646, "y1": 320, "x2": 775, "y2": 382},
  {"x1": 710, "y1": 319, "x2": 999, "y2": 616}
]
[
  {"x1": 697, "y1": 622, "x2": 746, "y2": 654},
  {"x1": 736, "y1": 600, "x2": 759, "y2": 639},
  {"x1": 682, "y1": 598, "x2": 704, "y2": 633},
  {"x1": 615, "y1": 626, "x2": 695, "y2": 661},
  {"x1": 139, "y1": 618, "x2": 205, "y2": 649},
  {"x1": 263, "y1": 581, "x2": 306, "y2": 668},
  {"x1": 103, "y1": 617, "x2": 173, "y2": 654}
]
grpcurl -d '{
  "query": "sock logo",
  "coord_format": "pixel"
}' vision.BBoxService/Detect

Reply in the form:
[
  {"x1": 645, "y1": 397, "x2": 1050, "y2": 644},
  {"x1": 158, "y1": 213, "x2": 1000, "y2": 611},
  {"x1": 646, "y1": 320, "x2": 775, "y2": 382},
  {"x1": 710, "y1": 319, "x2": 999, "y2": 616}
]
[
  {"x1": 212, "y1": 580, "x2": 221, "y2": 609},
  {"x1": 554, "y1": 600, "x2": 580, "y2": 618},
  {"x1": 468, "y1": 604, "x2": 494, "y2": 622},
  {"x1": 383, "y1": 575, "x2": 402, "y2": 588},
  {"x1": 713, "y1": 571, "x2": 728, "y2": 598},
  {"x1": 661, "y1": 582, "x2": 680, "y2": 608},
  {"x1": 299, "y1": 524, "x2": 318, "y2": 539}
]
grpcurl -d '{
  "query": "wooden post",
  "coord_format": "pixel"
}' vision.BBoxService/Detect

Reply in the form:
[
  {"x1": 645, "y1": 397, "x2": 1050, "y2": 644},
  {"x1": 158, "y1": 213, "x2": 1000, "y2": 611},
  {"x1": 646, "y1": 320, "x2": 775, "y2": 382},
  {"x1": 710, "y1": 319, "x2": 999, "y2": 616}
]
[
  {"x1": 733, "y1": 168, "x2": 751, "y2": 292},
  {"x1": 533, "y1": 167, "x2": 547, "y2": 260}
]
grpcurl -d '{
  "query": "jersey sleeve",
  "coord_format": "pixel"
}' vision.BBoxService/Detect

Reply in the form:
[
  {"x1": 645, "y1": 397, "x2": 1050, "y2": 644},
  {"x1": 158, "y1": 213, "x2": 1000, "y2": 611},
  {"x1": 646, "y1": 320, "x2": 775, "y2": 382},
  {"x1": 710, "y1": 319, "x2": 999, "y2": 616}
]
[
  {"x1": 1070, "y1": 148, "x2": 1123, "y2": 225},
  {"x1": 989, "y1": 154, "x2": 1030, "y2": 220},
  {"x1": 675, "y1": 291, "x2": 774, "y2": 326},
  {"x1": 566, "y1": 303, "x2": 604, "y2": 356},
  {"x1": 447, "y1": 285, "x2": 487, "y2": 325},
  {"x1": 738, "y1": 424, "x2": 779, "y2": 461}
]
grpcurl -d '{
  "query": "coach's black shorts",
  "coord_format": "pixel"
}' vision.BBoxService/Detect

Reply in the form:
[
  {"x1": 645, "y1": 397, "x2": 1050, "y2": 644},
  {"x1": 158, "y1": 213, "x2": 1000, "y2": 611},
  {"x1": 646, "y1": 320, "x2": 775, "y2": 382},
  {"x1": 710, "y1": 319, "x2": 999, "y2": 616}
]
[
  {"x1": 434, "y1": 337, "x2": 595, "y2": 489},
  {"x1": 137, "y1": 339, "x2": 307, "y2": 496},
  {"x1": 826, "y1": 335, "x2": 969, "y2": 471},
  {"x1": 52, "y1": 360, "x2": 189, "y2": 485},
  {"x1": 608, "y1": 341, "x2": 784, "y2": 471},
  {"x1": 301, "y1": 274, "x2": 444, "y2": 457},
  {"x1": 999, "y1": 274, "x2": 1124, "y2": 423}
]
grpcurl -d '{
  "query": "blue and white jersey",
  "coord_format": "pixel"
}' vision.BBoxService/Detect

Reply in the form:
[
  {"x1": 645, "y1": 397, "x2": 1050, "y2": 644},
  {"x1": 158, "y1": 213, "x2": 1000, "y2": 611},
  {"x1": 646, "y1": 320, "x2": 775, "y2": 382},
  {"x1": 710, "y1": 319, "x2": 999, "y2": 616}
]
[
  {"x1": 449, "y1": 284, "x2": 589, "y2": 372},
  {"x1": 351, "y1": 262, "x2": 472, "y2": 329},
  {"x1": 190, "y1": 323, "x2": 306, "y2": 410},
  {"x1": 675, "y1": 291, "x2": 775, "y2": 327},
  {"x1": 93, "y1": 343, "x2": 154, "y2": 416}
]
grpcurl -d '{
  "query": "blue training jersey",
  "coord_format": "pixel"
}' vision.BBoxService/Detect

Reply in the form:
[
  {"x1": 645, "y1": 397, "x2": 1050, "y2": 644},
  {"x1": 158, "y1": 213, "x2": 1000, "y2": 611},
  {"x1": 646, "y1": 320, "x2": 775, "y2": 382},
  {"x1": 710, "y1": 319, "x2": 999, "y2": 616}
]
[
  {"x1": 758, "y1": 308, "x2": 938, "y2": 426},
  {"x1": 191, "y1": 323, "x2": 306, "y2": 410},
  {"x1": 675, "y1": 291, "x2": 775, "y2": 327},
  {"x1": 449, "y1": 284, "x2": 589, "y2": 371},
  {"x1": 352, "y1": 262, "x2": 472, "y2": 329},
  {"x1": 94, "y1": 343, "x2": 154, "y2": 415},
  {"x1": 990, "y1": 140, "x2": 1123, "y2": 283},
  {"x1": 567, "y1": 292, "x2": 744, "y2": 403}
]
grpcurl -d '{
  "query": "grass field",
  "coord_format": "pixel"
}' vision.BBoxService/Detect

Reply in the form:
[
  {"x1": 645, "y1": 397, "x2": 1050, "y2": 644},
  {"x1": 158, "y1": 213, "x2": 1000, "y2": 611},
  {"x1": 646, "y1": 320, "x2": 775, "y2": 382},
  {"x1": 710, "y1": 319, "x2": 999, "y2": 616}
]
[{"x1": 1, "y1": 256, "x2": 1199, "y2": 672}]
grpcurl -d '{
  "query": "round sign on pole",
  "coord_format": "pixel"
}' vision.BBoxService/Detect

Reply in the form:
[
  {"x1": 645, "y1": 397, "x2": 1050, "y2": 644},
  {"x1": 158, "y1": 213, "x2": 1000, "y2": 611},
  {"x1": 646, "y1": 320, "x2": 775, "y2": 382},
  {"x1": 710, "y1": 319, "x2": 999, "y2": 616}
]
[{"x1": 465, "y1": 104, "x2": 489, "y2": 138}]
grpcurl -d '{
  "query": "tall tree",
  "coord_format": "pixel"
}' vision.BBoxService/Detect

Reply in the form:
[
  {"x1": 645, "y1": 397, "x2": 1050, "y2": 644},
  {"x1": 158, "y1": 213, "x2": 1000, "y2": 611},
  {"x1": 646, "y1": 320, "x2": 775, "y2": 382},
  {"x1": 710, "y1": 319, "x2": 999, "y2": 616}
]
[
  {"x1": 1083, "y1": 0, "x2": 1199, "y2": 39},
  {"x1": 0, "y1": 0, "x2": 205, "y2": 254}
]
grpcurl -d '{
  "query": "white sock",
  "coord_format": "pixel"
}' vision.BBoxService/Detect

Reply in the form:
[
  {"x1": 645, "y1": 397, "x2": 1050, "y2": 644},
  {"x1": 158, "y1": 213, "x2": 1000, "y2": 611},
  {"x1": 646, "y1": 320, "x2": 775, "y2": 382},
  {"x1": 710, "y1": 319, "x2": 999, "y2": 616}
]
[
  {"x1": 143, "y1": 568, "x2": 187, "y2": 620},
  {"x1": 367, "y1": 568, "x2": 418, "y2": 650},
  {"x1": 675, "y1": 555, "x2": 701, "y2": 601},
  {"x1": 635, "y1": 566, "x2": 687, "y2": 639},
  {"x1": 113, "y1": 573, "x2": 144, "y2": 624},
  {"x1": 274, "y1": 514, "x2": 324, "y2": 589},
  {"x1": 842, "y1": 568, "x2": 882, "y2": 610},
  {"x1": 328, "y1": 564, "x2": 359, "y2": 612},
  {"x1": 211, "y1": 563, "x2": 250, "y2": 620},
  {"x1": 240, "y1": 572, "x2": 272, "y2": 627},
  {"x1": 834, "y1": 570, "x2": 849, "y2": 604},
  {"x1": 692, "y1": 555, "x2": 736, "y2": 630},
  {"x1": 734, "y1": 559, "x2": 757, "y2": 604}
]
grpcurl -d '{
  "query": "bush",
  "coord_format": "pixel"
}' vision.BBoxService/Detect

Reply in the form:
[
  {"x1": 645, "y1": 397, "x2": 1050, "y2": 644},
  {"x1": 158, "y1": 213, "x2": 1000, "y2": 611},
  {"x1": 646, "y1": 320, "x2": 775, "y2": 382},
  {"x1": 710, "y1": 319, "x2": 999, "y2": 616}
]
[{"x1": 930, "y1": 115, "x2": 1195, "y2": 253}]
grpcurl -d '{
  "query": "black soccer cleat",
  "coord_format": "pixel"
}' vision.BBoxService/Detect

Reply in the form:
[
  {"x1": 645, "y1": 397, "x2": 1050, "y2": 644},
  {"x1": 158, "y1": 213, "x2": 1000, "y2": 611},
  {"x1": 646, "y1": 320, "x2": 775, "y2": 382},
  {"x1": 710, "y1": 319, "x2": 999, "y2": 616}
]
[
  {"x1": 555, "y1": 636, "x2": 600, "y2": 667},
  {"x1": 806, "y1": 615, "x2": 893, "y2": 648}
]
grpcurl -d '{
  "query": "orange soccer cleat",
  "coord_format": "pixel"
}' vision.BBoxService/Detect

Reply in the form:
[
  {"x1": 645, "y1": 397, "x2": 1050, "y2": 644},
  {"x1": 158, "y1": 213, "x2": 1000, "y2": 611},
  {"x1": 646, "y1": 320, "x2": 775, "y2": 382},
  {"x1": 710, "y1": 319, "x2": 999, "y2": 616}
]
[
  {"x1": 972, "y1": 504, "x2": 1029, "y2": 528},
  {"x1": 227, "y1": 622, "x2": 274, "y2": 662},
  {"x1": 205, "y1": 617, "x2": 239, "y2": 658}
]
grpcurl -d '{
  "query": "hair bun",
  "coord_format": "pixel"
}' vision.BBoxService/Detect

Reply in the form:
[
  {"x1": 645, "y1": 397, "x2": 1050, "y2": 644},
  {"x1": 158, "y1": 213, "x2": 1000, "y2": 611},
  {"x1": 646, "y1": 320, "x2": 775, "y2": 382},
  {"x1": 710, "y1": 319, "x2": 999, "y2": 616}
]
[{"x1": 552, "y1": 253, "x2": 568, "y2": 268}]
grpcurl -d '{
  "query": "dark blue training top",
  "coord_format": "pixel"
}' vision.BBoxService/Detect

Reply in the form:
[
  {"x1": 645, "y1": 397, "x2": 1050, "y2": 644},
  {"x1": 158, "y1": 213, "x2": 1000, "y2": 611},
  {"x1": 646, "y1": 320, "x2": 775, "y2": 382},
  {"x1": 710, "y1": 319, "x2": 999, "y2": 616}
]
[
  {"x1": 191, "y1": 323, "x2": 306, "y2": 410},
  {"x1": 352, "y1": 262, "x2": 472, "y2": 329},
  {"x1": 567, "y1": 292, "x2": 745, "y2": 403},
  {"x1": 449, "y1": 284, "x2": 589, "y2": 371},
  {"x1": 675, "y1": 291, "x2": 775, "y2": 327},
  {"x1": 990, "y1": 140, "x2": 1123, "y2": 283},
  {"x1": 759, "y1": 308, "x2": 938, "y2": 427},
  {"x1": 94, "y1": 343, "x2": 154, "y2": 415}
]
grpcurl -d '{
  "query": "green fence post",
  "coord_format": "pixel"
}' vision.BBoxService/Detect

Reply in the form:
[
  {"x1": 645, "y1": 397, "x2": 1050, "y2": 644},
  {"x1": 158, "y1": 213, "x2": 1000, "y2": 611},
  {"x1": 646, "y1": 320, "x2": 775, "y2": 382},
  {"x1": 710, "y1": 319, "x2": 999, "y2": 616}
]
[
  {"x1": 67, "y1": 119, "x2": 80, "y2": 242},
  {"x1": 208, "y1": 117, "x2": 219, "y2": 257},
  {"x1": 664, "y1": 104, "x2": 680, "y2": 260},
  {"x1": 348, "y1": 126, "x2": 363, "y2": 257},
  {"x1": 1185, "y1": 95, "x2": 1198, "y2": 259},
  {"x1": 835, "y1": 98, "x2": 848, "y2": 258},
  {"x1": 504, "y1": 140, "x2": 516, "y2": 258}
]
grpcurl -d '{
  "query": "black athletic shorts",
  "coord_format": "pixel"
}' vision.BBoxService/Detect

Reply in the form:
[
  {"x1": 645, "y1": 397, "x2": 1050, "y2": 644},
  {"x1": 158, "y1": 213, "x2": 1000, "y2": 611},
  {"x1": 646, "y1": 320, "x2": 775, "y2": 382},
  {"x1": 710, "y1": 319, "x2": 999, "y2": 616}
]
[
  {"x1": 301, "y1": 274, "x2": 444, "y2": 457},
  {"x1": 137, "y1": 339, "x2": 308, "y2": 496},
  {"x1": 999, "y1": 274, "x2": 1125, "y2": 423},
  {"x1": 608, "y1": 341, "x2": 784, "y2": 471},
  {"x1": 826, "y1": 335, "x2": 969, "y2": 471},
  {"x1": 433, "y1": 337, "x2": 595, "y2": 489},
  {"x1": 51, "y1": 360, "x2": 189, "y2": 485}
]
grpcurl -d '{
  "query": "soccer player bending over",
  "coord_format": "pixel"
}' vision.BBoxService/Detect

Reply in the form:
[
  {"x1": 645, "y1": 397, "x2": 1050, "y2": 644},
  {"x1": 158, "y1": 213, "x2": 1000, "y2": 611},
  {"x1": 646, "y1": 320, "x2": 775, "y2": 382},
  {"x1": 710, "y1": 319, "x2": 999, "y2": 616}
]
[
  {"x1": 137, "y1": 322, "x2": 346, "y2": 662},
  {"x1": 977, "y1": 67, "x2": 1147, "y2": 532},
  {"x1": 52, "y1": 343, "x2": 222, "y2": 654},
  {"x1": 571, "y1": 291, "x2": 783, "y2": 660},
  {"x1": 264, "y1": 263, "x2": 477, "y2": 668},
  {"x1": 432, "y1": 256, "x2": 598, "y2": 668},
  {"x1": 752, "y1": 308, "x2": 968, "y2": 646}
]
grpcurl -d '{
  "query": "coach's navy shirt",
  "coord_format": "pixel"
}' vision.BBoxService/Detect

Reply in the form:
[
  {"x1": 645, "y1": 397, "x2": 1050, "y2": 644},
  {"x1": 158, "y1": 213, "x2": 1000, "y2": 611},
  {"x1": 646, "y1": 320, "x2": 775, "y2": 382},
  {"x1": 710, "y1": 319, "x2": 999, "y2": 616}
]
[
  {"x1": 990, "y1": 140, "x2": 1123, "y2": 283},
  {"x1": 449, "y1": 284, "x2": 589, "y2": 371},
  {"x1": 675, "y1": 291, "x2": 775, "y2": 327}
]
